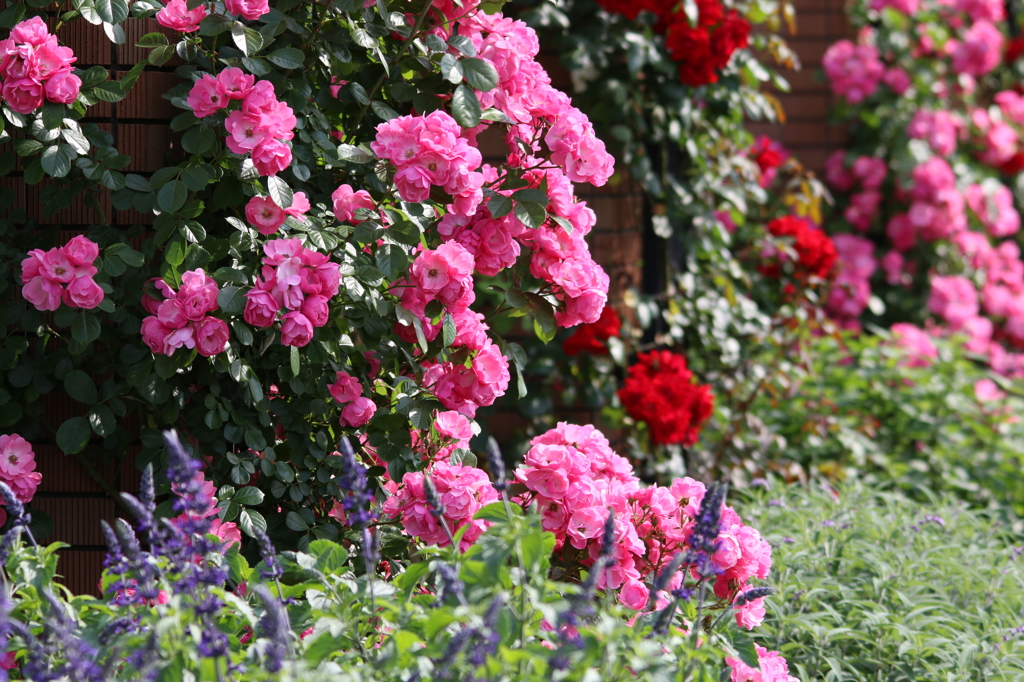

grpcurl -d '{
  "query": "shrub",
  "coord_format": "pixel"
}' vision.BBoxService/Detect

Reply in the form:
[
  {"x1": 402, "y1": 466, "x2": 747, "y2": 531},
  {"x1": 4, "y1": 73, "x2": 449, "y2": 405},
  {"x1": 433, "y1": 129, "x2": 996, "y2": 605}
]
[
  {"x1": 0, "y1": 431, "x2": 796, "y2": 681},
  {"x1": 741, "y1": 482, "x2": 1024, "y2": 681}
]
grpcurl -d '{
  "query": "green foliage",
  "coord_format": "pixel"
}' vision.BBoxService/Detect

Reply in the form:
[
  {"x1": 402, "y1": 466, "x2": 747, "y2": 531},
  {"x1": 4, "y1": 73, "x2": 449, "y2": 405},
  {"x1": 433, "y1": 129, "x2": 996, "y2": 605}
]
[
  {"x1": 698, "y1": 331, "x2": 1024, "y2": 514},
  {"x1": 742, "y1": 482, "x2": 1024, "y2": 681},
  {"x1": 1, "y1": 494, "x2": 758, "y2": 681}
]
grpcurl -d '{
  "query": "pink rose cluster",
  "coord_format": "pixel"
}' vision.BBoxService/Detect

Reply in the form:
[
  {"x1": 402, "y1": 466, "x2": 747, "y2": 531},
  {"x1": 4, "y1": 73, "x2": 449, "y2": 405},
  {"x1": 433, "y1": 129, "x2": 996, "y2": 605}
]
[
  {"x1": 458, "y1": 11, "x2": 615, "y2": 187},
  {"x1": 394, "y1": 241, "x2": 510, "y2": 417},
  {"x1": 328, "y1": 370, "x2": 376, "y2": 428},
  {"x1": 951, "y1": 20, "x2": 1003, "y2": 78},
  {"x1": 822, "y1": 40, "x2": 884, "y2": 104},
  {"x1": 243, "y1": 238, "x2": 341, "y2": 347},
  {"x1": 955, "y1": 0, "x2": 1005, "y2": 22},
  {"x1": 187, "y1": 69, "x2": 296, "y2": 176},
  {"x1": 512, "y1": 423, "x2": 772, "y2": 624},
  {"x1": 140, "y1": 269, "x2": 230, "y2": 357},
  {"x1": 0, "y1": 434, "x2": 41, "y2": 529},
  {"x1": 869, "y1": 0, "x2": 918, "y2": 14},
  {"x1": 370, "y1": 110, "x2": 486, "y2": 216},
  {"x1": 158, "y1": 0, "x2": 268, "y2": 32},
  {"x1": 826, "y1": 234, "x2": 877, "y2": 327},
  {"x1": 907, "y1": 109, "x2": 962, "y2": 157},
  {"x1": 970, "y1": 107, "x2": 1018, "y2": 168},
  {"x1": 726, "y1": 645, "x2": 799, "y2": 682},
  {"x1": 897, "y1": 157, "x2": 966, "y2": 244},
  {"x1": 437, "y1": 163, "x2": 608, "y2": 328},
  {"x1": 20, "y1": 235, "x2": 104, "y2": 312},
  {"x1": 245, "y1": 192, "x2": 310, "y2": 236},
  {"x1": 0, "y1": 17, "x2": 80, "y2": 114},
  {"x1": 824, "y1": 155, "x2": 886, "y2": 232},
  {"x1": 382, "y1": 460, "x2": 499, "y2": 551},
  {"x1": 965, "y1": 182, "x2": 1020, "y2": 238}
]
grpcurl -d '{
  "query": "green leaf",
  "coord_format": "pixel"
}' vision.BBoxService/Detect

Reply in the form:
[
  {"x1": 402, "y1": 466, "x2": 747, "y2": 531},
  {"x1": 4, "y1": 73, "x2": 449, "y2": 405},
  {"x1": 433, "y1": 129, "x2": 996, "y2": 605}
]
[
  {"x1": 71, "y1": 313, "x2": 102, "y2": 344},
  {"x1": 56, "y1": 417, "x2": 91, "y2": 454},
  {"x1": 267, "y1": 47, "x2": 304, "y2": 69},
  {"x1": 488, "y1": 193, "x2": 511, "y2": 218},
  {"x1": 286, "y1": 511, "x2": 310, "y2": 531},
  {"x1": 447, "y1": 34, "x2": 476, "y2": 57},
  {"x1": 91, "y1": 81, "x2": 126, "y2": 102},
  {"x1": 0, "y1": 3, "x2": 26, "y2": 29},
  {"x1": 64, "y1": 370, "x2": 98, "y2": 404},
  {"x1": 442, "y1": 313, "x2": 456, "y2": 348},
  {"x1": 267, "y1": 176, "x2": 292, "y2": 209},
  {"x1": 231, "y1": 23, "x2": 263, "y2": 56},
  {"x1": 157, "y1": 180, "x2": 188, "y2": 214},
  {"x1": 217, "y1": 286, "x2": 245, "y2": 314},
  {"x1": 135, "y1": 31, "x2": 169, "y2": 47},
  {"x1": 514, "y1": 199, "x2": 547, "y2": 229},
  {"x1": 238, "y1": 509, "x2": 267, "y2": 537},
  {"x1": 290, "y1": 345, "x2": 300, "y2": 377},
  {"x1": 440, "y1": 53, "x2": 463, "y2": 84},
  {"x1": 164, "y1": 240, "x2": 186, "y2": 267},
  {"x1": 461, "y1": 57, "x2": 499, "y2": 92},
  {"x1": 95, "y1": 0, "x2": 129, "y2": 24},
  {"x1": 40, "y1": 145, "x2": 72, "y2": 178},
  {"x1": 231, "y1": 486, "x2": 264, "y2": 506},
  {"x1": 451, "y1": 84, "x2": 481, "y2": 128},
  {"x1": 371, "y1": 100, "x2": 399, "y2": 121},
  {"x1": 13, "y1": 139, "x2": 44, "y2": 156},
  {"x1": 41, "y1": 102, "x2": 64, "y2": 130},
  {"x1": 474, "y1": 502, "x2": 511, "y2": 523},
  {"x1": 88, "y1": 404, "x2": 116, "y2": 437},
  {"x1": 337, "y1": 144, "x2": 374, "y2": 163}
]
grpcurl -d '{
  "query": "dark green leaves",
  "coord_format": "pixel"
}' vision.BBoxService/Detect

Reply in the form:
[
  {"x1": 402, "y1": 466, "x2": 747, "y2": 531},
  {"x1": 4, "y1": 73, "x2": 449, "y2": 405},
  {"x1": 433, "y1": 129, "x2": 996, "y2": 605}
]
[
  {"x1": 40, "y1": 146, "x2": 72, "y2": 178},
  {"x1": 451, "y1": 85, "x2": 481, "y2": 128},
  {"x1": 460, "y1": 57, "x2": 499, "y2": 92},
  {"x1": 157, "y1": 180, "x2": 188, "y2": 214},
  {"x1": 71, "y1": 313, "x2": 101, "y2": 344},
  {"x1": 267, "y1": 47, "x2": 305, "y2": 69},
  {"x1": 56, "y1": 417, "x2": 91, "y2": 454},
  {"x1": 64, "y1": 370, "x2": 98, "y2": 404}
]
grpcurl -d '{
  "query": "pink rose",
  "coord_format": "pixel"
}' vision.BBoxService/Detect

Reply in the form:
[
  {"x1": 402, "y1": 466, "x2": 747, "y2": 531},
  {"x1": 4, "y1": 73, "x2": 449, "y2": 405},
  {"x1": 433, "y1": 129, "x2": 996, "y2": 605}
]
[
  {"x1": 193, "y1": 316, "x2": 230, "y2": 357},
  {"x1": 208, "y1": 519, "x2": 242, "y2": 547},
  {"x1": 7, "y1": 470, "x2": 41, "y2": 503},
  {"x1": 10, "y1": 17, "x2": 50, "y2": 46},
  {"x1": 62, "y1": 275, "x2": 104, "y2": 309},
  {"x1": 0, "y1": 434, "x2": 35, "y2": 478},
  {"x1": 216, "y1": 67, "x2": 254, "y2": 99},
  {"x1": 156, "y1": 0, "x2": 208, "y2": 33},
  {"x1": 331, "y1": 184, "x2": 375, "y2": 223},
  {"x1": 62, "y1": 235, "x2": 99, "y2": 266},
  {"x1": 285, "y1": 191, "x2": 310, "y2": 221},
  {"x1": 21, "y1": 276, "x2": 62, "y2": 311},
  {"x1": 225, "y1": 0, "x2": 270, "y2": 20},
  {"x1": 618, "y1": 578, "x2": 649, "y2": 611},
  {"x1": 187, "y1": 74, "x2": 228, "y2": 118},
  {"x1": 280, "y1": 311, "x2": 314, "y2": 347},
  {"x1": 177, "y1": 269, "x2": 220, "y2": 320},
  {"x1": 3, "y1": 77, "x2": 43, "y2": 114},
  {"x1": 142, "y1": 277, "x2": 175, "y2": 315},
  {"x1": 140, "y1": 316, "x2": 173, "y2": 355},
  {"x1": 341, "y1": 397, "x2": 376, "y2": 427},
  {"x1": 300, "y1": 294, "x2": 329, "y2": 327},
  {"x1": 43, "y1": 68, "x2": 81, "y2": 104},
  {"x1": 435, "y1": 410, "x2": 473, "y2": 440},
  {"x1": 243, "y1": 288, "x2": 279, "y2": 328},
  {"x1": 245, "y1": 195, "x2": 287, "y2": 235},
  {"x1": 251, "y1": 139, "x2": 292, "y2": 176},
  {"x1": 329, "y1": 371, "x2": 361, "y2": 404}
]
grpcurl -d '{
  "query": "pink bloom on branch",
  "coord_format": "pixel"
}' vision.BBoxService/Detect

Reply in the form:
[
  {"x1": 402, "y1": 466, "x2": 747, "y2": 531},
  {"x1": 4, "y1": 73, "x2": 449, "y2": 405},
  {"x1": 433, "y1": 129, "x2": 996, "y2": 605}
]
[
  {"x1": 251, "y1": 139, "x2": 292, "y2": 176},
  {"x1": 157, "y1": 0, "x2": 208, "y2": 33},
  {"x1": 216, "y1": 66, "x2": 254, "y2": 100},
  {"x1": 193, "y1": 316, "x2": 230, "y2": 357},
  {"x1": 225, "y1": 0, "x2": 270, "y2": 21},
  {"x1": 928, "y1": 275, "x2": 979, "y2": 329},
  {"x1": 329, "y1": 371, "x2": 362, "y2": 404},
  {"x1": 280, "y1": 311, "x2": 314, "y2": 347},
  {"x1": 3, "y1": 77, "x2": 44, "y2": 114},
  {"x1": 331, "y1": 184, "x2": 375, "y2": 223},
  {"x1": 62, "y1": 275, "x2": 104, "y2": 309},
  {"x1": 341, "y1": 397, "x2": 376, "y2": 427},
  {"x1": 0, "y1": 434, "x2": 35, "y2": 479},
  {"x1": 435, "y1": 410, "x2": 473, "y2": 440},
  {"x1": 44, "y1": 68, "x2": 81, "y2": 104},
  {"x1": 245, "y1": 196, "x2": 287, "y2": 235},
  {"x1": 187, "y1": 74, "x2": 229, "y2": 118},
  {"x1": 822, "y1": 40, "x2": 884, "y2": 104},
  {"x1": 952, "y1": 20, "x2": 1003, "y2": 77}
]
